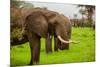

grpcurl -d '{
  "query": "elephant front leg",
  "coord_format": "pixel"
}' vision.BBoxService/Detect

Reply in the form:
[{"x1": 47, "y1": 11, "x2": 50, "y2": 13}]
[
  {"x1": 32, "y1": 38, "x2": 40, "y2": 64},
  {"x1": 54, "y1": 36, "x2": 58, "y2": 51},
  {"x1": 27, "y1": 32, "x2": 40, "y2": 65},
  {"x1": 45, "y1": 33, "x2": 52, "y2": 53}
]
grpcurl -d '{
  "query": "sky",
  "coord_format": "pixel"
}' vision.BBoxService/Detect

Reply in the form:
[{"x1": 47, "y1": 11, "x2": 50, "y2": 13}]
[{"x1": 26, "y1": 1, "x2": 82, "y2": 19}]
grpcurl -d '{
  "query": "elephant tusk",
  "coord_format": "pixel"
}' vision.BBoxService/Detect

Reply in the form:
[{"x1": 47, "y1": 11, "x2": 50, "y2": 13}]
[
  {"x1": 68, "y1": 40, "x2": 80, "y2": 44},
  {"x1": 57, "y1": 35, "x2": 70, "y2": 43},
  {"x1": 57, "y1": 35, "x2": 79, "y2": 44}
]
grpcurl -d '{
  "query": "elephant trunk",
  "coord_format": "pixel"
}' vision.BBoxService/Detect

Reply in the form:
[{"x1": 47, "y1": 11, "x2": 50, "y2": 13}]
[{"x1": 57, "y1": 35, "x2": 79, "y2": 44}]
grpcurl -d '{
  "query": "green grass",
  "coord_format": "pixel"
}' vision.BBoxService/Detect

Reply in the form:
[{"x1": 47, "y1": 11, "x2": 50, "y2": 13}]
[{"x1": 10, "y1": 27, "x2": 95, "y2": 66}]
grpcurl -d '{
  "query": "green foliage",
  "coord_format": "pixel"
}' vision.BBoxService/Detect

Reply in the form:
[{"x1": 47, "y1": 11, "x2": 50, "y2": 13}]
[
  {"x1": 10, "y1": 27, "x2": 95, "y2": 66},
  {"x1": 11, "y1": 27, "x2": 23, "y2": 40},
  {"x1": 11, "y1": 0, "x2": 24, "y2": 8},
  {"x1": 78, "y1": 5, "x2": 95, "y2": 27},
  {"x1": 11, "y1": 0, "x2": 34, "y2": 8},
  {"x1": 21, "y1": 2, "x2": 34, "y2": 8}
]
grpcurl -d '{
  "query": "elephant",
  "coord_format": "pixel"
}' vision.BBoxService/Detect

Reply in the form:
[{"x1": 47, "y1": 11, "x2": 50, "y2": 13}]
[
  {"x1": 23, "y1": 8, "x2": 75, "y2": 65},
  {"x1": 11, "y1": 7, "x2": 76, "y2": 65},
  {"x1": 24, "y1": 11, "x2": 48, "y2": 64},
  {"x1": 11, "y1": 7, "x2": 70, "y2": 49}
]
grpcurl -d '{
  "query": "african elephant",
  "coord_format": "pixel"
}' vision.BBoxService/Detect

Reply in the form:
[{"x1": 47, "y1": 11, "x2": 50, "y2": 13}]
[
  {"x1": 23, "y1": 8, "x2": 75, "y2": 65},
  {"x1": 11, "y1": 7, "x2": 75, "y2": 65},
  {"x1": 11, "y1": 7, "x2": 70, "y2": 49}
]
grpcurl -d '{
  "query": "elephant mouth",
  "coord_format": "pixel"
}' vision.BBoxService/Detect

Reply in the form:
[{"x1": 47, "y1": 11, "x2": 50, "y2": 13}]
[{"x1": 57, "y1": 35, "x2": 79, "y2": 44}]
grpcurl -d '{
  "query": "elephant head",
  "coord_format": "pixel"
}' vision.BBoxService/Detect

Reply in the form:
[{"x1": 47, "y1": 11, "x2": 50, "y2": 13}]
[{"x1": 45, "y1": 13, "x2": 73, "y2": 50}]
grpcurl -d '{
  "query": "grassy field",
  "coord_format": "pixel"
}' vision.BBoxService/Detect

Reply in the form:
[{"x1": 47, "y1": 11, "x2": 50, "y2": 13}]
[{"x1": 10, "y1": 27, "x2": 95, "y2": 66}]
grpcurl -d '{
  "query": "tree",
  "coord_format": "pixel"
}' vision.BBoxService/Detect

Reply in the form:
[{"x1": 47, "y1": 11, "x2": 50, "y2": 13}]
[
  {"x1": 73, "y1": 14, "x2": 78, "y2": 27},
  {"x1": 73, "y1": 14, "x2": 77, "y2": 19},
  {"x1": 78, "y1": 5, "x2": 95, "y2": 27},
  {"x1": 11, "y1": 0, "x2": 24, "y2": 8},
  {"x1": 21, "y1": 2, "x2": 34, "y2": 8},
  {"x1": 11, "y1": 0, "x2": 34, "y2": 8}
]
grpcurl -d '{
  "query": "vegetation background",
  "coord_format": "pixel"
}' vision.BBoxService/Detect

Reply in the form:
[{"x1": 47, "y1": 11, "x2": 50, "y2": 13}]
[{"x1": 11, "y1": 27, "x2": 95, "y2": 65}]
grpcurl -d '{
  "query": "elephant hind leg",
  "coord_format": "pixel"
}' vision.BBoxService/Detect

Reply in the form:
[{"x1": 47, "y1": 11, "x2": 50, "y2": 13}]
[
  {"x1": 27, "y1": 32, "x2": 40, "y2": 65},
  {"x1": 29, "y1": 44, "x2": 41, "y2": 65}
]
